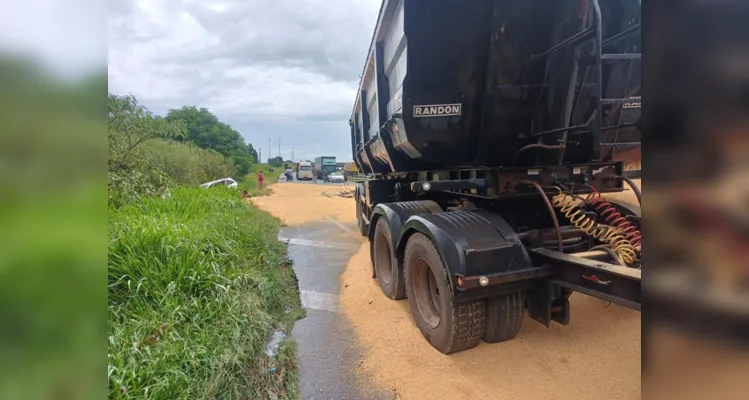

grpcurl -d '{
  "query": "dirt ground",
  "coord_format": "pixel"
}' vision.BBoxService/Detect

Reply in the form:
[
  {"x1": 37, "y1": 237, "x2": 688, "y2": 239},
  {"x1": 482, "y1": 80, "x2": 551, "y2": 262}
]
[
  {"x1": 255, "y1": 180, "x2": 749, "y2": 400},
  {"x1": 253, "y1": 181, "x2": 645, "y2": 400},
  {"x1": 251, "y1": 183, "x2": 357, "y2": 226}
]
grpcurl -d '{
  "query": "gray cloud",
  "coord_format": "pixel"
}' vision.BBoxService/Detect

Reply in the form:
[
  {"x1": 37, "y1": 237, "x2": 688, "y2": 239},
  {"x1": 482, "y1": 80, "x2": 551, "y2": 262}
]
[
  {"x1": 108, "y1": 0, "x2": 380, "y2": 162},
  {"x1": 170, "y1": 0, "x2": 372, "y2": 82}
]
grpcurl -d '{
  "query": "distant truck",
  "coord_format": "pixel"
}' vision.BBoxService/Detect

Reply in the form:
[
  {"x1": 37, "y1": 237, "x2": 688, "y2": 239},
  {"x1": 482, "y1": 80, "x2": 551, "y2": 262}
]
[
  {"x1": 296, "y1": 161, "x2": 314, "y2": 180},
  {"x1": 314, "y1": 156, "x2": 337, "y2": 180},
  {"x1": 342, "y1": 162, "x2": 359, "y2": 180}
]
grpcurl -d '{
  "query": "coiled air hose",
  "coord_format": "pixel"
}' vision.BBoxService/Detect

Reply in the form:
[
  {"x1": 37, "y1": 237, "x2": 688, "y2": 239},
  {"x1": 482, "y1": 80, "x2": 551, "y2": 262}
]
[
  {"x1": 586, "y1": 190, "x2": 642, "y2": 251},
  {"x1": 551, "y1": 188, "x2": 638, "y2": 265}
]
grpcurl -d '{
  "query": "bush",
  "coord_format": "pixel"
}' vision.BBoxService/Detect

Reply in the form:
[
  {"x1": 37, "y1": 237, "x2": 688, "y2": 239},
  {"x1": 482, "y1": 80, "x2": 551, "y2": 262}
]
[
  {"x1": 108, "y1": 147, "x2": 173, "y2": 209},
  {"x1": 108, "y1": 139, "x2": 241, "y2": 208},
  {"x1": 108, "y1": 187, "x2": 302, "y2": 399},
  {"x1": 108, "y1": 94, "x2": 246, "y2": 208},
  {"x1": 146, "y1": 139, "x2": 237, "y2": 185}
]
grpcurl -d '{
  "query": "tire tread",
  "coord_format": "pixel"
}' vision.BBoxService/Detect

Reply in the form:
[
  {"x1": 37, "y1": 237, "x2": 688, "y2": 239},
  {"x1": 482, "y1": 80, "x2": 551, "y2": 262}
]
[
  {"x1": 374, "y1": 218, "x2": 406, "y2": 300},
  {"x1": 405, "y1": 233, "x2": 484, "y2": 354},
  {"x1": 483, "y1": 292, "x2": 524, "y2": 343}
]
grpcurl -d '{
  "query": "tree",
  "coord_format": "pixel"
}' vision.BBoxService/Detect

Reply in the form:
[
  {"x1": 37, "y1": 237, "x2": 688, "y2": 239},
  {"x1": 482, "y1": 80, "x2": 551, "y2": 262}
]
[
  {"x1": 108, "y1": 93, "x2": 187, "y2": 206},
  {"x1": 164, "y1": 106, "x2": 257, "y2": 175},
  {"x1": 109, "y1": 94, "x2": 186, "y2": 167},
  {"x1": 267, "y1": 156, "x2": 284, "y2": 167}
]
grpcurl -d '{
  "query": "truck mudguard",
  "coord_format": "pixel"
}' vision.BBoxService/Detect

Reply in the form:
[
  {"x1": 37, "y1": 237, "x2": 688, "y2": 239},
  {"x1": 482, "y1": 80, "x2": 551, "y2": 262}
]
[
  {"x1": 369, "y1": 201, "x2": 443, "y2": 278},
  {"x1": 397, "y1": 210, "x2": 532, "y2": 288}
]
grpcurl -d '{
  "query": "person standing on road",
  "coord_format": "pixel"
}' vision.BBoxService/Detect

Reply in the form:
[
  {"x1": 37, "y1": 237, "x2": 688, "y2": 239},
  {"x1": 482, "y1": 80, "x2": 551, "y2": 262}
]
[{"x1": 258, "y1": 170, "x2": 264, "y2": 190}]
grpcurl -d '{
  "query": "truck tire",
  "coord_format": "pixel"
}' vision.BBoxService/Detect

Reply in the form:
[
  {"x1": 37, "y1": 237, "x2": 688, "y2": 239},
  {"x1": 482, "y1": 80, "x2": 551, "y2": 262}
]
[
  {"x1": 404, "y1": 233, "x2": 485, "y2": 354},
  {"x1": 356, "y1": 200, "x2": 368, "y2": 237},
  {"x1": 482, "y1": 292, "x2": 525, "y2": 343},
  {"x1": 373, "y1": 218, "x2": 406, "y2": 300}
]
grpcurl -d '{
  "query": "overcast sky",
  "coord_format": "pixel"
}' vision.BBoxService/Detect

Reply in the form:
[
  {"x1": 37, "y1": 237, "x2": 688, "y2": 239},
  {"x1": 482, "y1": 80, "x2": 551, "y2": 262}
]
[{"x1": 108, "y1": 0, "x2": 381, "y2": 162}]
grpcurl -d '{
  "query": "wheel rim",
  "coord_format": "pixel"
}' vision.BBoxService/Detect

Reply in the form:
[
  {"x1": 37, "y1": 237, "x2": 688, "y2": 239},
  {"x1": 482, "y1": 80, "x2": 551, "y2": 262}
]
[
  {"x1": 374, "y1": 231, "x2": 393, "y2": 285},
  {"x1": 413, "y1": 257, "x2": 441, "y2": 329}
]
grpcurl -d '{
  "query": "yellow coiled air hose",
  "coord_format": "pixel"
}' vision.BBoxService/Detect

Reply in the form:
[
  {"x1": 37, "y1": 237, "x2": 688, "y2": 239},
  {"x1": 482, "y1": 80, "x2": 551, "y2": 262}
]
[{"x1": 550, "y1": 189, "x2": 638, "y2": 265}]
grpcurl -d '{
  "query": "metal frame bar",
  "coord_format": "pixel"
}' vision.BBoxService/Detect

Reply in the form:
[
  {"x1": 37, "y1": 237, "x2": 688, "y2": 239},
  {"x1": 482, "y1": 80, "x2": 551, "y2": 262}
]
[
  {"x1": 530, "y1": 27, "x2": 596, "y2": 61},
  {"x1": 458, "y1": 266, "x2": 554, "y2": 290},
  {"x1": 530, "y1": 247, "x2": 641, "y2": 310},
  {"x1": 453, "y1": 247, "x2": 641, "y2": 310}
]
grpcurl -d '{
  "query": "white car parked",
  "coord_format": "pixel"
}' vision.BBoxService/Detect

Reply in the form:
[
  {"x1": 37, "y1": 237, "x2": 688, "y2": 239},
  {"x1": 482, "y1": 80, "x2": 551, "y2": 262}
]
[
  {"x1": 200, "y1": 177, "x2": 238, "y2": 189},
  {"x1": 327, "y1": 172, "x2": 345, "y2": 183}
]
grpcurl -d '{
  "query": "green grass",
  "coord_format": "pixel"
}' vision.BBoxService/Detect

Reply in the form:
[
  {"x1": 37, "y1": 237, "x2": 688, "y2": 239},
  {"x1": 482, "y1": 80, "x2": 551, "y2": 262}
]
[
  {"x1": 239, "y1": 163, "x2": 282, "y2": 195},
  {"x1": 108, "y1": 186, "x2": 303, "y2": 399}
]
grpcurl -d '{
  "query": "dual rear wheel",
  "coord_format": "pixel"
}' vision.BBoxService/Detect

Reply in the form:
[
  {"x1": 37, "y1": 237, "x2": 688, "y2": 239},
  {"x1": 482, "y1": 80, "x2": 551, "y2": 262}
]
[
  {"x1": 356, "y1": 200, "x2": 368, "y2": 237},
  {"x1": 373, "y1": 218, "x2": 406, "y2": 299},
  {"x1": 371, "y1": 216, "x2": 525, "y2": 354},
  {"x1": 403, "y1": 233, "x2": 485, "y2": 353}
]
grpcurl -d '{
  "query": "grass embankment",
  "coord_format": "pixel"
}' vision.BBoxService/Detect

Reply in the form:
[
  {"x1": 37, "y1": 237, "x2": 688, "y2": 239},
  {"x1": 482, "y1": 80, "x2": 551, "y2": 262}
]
[
  {"x1": 240, "y1": 163, "x2": 282, "y2": 195},
  {"x1": 108, "y1": 187, "x2": 303, "y2": 399}
]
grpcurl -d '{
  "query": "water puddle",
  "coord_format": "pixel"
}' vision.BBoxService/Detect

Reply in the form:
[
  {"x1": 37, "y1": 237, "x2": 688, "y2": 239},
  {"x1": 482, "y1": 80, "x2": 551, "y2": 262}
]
[{"x1": 265, "y1": 329, "x2": 287, "y2": 358}]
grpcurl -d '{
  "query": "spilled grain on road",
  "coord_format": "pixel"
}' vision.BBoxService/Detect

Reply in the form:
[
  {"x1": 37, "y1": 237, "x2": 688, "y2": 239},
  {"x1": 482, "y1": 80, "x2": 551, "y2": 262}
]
[{"x1": 258, "y1": 181, "x2": 642, "y2": 400}]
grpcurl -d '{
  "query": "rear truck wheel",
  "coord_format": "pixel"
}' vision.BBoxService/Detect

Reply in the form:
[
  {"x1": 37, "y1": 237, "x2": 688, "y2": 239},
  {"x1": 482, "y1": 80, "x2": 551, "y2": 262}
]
[
  {"x1": 356, "y1": 200, "x2": 368, "y2": 237},
  {"x1": 373, "y1": 218, "x2": 406, "y2": 299},
  {"x1": 404, "y1": 233, "x2": 485, "y2": 354},
  {"x1": 482, "y1": 292, "x2": 525, "y2": 343}
]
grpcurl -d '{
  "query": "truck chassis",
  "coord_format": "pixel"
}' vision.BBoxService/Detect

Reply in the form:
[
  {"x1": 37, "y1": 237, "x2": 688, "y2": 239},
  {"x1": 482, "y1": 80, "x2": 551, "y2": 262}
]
[{"x1": 354, "y1": 162, "x2": 641, "y2": 354}]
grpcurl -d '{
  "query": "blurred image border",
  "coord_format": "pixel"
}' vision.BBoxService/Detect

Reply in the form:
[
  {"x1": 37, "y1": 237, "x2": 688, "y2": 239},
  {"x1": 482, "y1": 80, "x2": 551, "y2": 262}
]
[{"x1": 643, "y1": 0, "x2": 749, "y2": 398}]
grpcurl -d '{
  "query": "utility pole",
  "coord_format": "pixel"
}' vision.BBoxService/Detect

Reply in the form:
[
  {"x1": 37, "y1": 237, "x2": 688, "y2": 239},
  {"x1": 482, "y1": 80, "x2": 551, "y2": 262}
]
[
  {"x1": 268, "y1": 138, "x2": 271, "y2": 161},
  {"x1": 259, "y1": 148, "x2": 262, "y2": 163},
  {"x1": 278, "y1": 139, "x2": 281, "y2": 160},
  {"x1": 292, "y1": 146, "x2": 295, "y2": 162}
]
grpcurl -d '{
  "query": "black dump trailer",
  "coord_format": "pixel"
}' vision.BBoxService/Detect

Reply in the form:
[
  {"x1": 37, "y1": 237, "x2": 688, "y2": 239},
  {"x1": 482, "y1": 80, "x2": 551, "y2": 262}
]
[{"x1": 349, "y1": 0, "x2": 641, "y2": 354}]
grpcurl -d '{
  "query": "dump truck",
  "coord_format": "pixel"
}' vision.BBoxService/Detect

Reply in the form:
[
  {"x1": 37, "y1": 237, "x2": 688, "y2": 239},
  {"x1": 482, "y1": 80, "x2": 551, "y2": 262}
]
[
  {"x1": 343, "y1": 162, "x2": 358, "y2": 174},
  {"x1": 350, "y1": 0, "x2": 641, "y2": 354},
  {"x1": 314, "y1": 156, "x2": 337, "y2": 180}
]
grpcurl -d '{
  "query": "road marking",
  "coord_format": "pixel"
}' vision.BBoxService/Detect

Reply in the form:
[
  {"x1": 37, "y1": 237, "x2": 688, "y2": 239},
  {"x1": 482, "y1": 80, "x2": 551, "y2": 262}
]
[
  {"x1": 299, "y1": 290, "x2": 339, "y2": 313},
  {"x1": 325, "y1": 216, "x2": 353, "y2": 233},
  {"x1": 277, "y1": 236, "x2": 347, "y2": 249}
]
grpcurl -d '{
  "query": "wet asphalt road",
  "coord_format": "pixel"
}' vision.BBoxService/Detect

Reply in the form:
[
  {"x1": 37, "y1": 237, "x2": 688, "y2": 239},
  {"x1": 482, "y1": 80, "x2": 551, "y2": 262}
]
[{"x1": 279, "y1": 220, "x2": 393, "y2": 400}]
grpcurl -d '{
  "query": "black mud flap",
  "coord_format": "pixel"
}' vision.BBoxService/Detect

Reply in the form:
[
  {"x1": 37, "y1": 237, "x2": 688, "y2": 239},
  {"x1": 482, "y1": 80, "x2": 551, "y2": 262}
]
[
  {"x1": 368, "y1": 201, "x2": 443, "y2": 279},
  {"x1": 527, "y1": 281, "x2": 572, "y2": 328},
  {"x1": 398, "y1": 209, "x2": 532, "y2": 298}
]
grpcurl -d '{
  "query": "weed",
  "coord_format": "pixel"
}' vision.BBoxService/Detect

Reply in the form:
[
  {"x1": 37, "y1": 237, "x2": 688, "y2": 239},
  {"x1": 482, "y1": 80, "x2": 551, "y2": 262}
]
[{"x1": 108, "y1": 187, "x2": 302, "y2": 399}]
